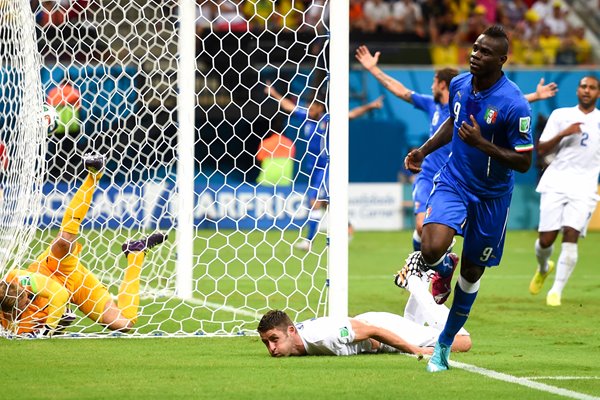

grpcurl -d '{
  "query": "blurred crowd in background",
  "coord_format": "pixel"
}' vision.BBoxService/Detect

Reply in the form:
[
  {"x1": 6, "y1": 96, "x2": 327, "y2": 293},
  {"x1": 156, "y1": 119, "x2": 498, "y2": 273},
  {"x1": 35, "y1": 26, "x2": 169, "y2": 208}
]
[{"x1": 350, "y1": 0, "x2": 598, "y2": 65}]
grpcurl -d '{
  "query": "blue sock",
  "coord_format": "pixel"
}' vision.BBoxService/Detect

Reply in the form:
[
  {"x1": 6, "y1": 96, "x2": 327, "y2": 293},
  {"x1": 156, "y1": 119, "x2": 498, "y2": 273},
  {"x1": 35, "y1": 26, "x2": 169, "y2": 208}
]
[
  {"x1": 306, "y1": 218, "x2": 319, "y2": 241},
  {"x1": 305, "y1": 209, "x2": 323, "y2": 241},
  {"x1": 439, "y1": 278, "x2": 479, "y2": 346},
  {"x1": 426, "y1": 253, "x2": 455, "y2": 278},
  {"x1": 412, "y1": 230, "x2": 421, "y2": 252}
]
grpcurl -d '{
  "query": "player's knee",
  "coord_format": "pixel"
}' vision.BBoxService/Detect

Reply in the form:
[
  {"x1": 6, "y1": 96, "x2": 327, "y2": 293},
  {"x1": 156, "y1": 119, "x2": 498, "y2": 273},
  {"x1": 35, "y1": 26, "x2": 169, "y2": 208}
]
[
  {"x1": 561, "y1": 227, "x2": 580, "y2": 243},
  {"x1": 538, "y1": 232, "x2": 557, "y2": 249},
  {"x1": 420, "y1": 241, "x2": 446, "y2": 264}
]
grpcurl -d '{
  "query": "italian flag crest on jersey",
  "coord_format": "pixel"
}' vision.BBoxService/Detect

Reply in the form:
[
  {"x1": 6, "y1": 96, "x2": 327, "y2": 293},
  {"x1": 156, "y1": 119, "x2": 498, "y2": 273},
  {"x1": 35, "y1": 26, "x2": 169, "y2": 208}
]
[{"x1": 484, "y1": 107, "x2": 498, "y2": 124}]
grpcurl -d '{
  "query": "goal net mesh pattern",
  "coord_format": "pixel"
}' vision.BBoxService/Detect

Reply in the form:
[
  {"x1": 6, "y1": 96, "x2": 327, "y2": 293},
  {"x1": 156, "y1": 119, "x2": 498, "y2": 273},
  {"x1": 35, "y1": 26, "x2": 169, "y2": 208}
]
[{"x1": 1, "y1": 0, "x2": 332, "y2": 337}]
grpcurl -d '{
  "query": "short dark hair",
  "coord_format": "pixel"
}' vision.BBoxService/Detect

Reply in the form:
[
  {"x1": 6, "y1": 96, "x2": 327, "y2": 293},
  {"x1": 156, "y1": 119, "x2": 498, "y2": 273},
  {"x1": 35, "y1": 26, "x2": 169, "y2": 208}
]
[
  {"x1": 257, "y1": 310, "x2": 294, "y2": 334},
  {"x1": 435, "y1": 68, "x2": 460, "y2": 87},
  {"x1": 482, "y1": 25, "x2": 509, "y2": 55}
]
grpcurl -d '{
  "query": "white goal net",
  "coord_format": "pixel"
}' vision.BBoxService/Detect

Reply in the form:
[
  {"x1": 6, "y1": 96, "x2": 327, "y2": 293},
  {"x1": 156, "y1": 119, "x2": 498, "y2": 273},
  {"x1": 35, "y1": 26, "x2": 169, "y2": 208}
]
[
  {"x1": 0, "y1": 1, "x2": 46, "y2": 288},
  {"x1": 0, "y1": 0, "x2": 349, "y2": 338}
]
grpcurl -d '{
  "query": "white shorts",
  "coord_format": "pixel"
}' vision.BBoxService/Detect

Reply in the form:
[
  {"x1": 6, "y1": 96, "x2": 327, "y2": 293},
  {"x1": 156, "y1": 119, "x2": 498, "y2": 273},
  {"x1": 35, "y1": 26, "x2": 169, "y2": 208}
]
[{"x1": 538, "y1": 192, "x2": 598, "y2": 236}]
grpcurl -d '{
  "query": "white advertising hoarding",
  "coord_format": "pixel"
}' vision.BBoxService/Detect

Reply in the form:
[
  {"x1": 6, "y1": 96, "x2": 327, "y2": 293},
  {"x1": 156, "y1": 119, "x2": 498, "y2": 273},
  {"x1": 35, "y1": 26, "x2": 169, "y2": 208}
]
[{"x1": 348, "y1": 183, "x2": 403, "y2": 231}]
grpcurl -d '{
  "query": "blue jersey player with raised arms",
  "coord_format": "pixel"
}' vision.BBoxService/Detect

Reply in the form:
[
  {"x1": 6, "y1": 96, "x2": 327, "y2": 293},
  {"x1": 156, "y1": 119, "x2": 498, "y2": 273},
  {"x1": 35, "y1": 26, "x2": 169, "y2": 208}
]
[
  {"x1": 356, "y1": 45, "x2": 458, "y2": 252},
  {"x1": 404, "y1": 25, "x2": 534, "y2": 372}
]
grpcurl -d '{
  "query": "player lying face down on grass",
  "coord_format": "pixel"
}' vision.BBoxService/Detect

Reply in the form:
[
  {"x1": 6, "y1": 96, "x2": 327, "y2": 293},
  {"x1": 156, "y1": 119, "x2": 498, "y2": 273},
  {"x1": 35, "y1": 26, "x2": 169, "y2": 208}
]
[{"x1": 257, "y1": 266, "x2": 472, "y2": 358}]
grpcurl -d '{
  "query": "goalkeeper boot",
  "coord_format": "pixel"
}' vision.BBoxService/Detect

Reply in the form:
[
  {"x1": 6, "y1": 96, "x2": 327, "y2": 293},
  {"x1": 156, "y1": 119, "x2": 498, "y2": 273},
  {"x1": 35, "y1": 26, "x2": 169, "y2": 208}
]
[
  {"x1": 55, "y1": 307, "x2": 77, "y2": 334},
  {"x1": 394, "y1": 251, "x2": 426, "y2": 289},
  {"x1": 430, "y1": 253, "x2": 459, "y2": 305},
  {"x1": 123, "y1": 232, "x2": 168, "y2": 255},
  {"x1": 529, "y1": 261, "x2": 555, "y2": 295},
  {"x1": 427, "y1": 341, "x2": 451, "y2": 373},
  {"x1": 83, "y1": 153, "x2": 105, "y2": 174}
]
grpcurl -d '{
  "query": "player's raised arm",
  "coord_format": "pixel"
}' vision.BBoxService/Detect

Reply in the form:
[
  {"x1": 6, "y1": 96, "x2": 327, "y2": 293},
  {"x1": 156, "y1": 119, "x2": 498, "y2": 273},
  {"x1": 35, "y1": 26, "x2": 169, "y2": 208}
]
[
  {"x1": 355, "y1": 45, "x2": 413, "y2": 103},
  {"x1": 524, "y1": 78, "x2": 558, "y2": 103},
  {"x1": 405, "y1": 116, "x2": 453, "y2": 173},
  {"x1": 264, "y1": 81, "x2": 296, "y2": 114},
  {"x1": 348, "y1": 96, "x2": 383, "y2": 120},
  {"x1": 458, "y1": 115, "x2": 532, "y2": 173},
  {"x1": 349, "y1": 318, "x2": 430, "y2": 358}
]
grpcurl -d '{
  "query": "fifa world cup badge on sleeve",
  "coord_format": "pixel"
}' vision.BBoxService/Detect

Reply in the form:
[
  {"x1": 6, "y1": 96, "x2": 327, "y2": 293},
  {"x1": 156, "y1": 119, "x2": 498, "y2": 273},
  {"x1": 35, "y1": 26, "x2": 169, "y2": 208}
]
[{"x1": 519, "y1": 117, "x2": 531, "y2": 134}]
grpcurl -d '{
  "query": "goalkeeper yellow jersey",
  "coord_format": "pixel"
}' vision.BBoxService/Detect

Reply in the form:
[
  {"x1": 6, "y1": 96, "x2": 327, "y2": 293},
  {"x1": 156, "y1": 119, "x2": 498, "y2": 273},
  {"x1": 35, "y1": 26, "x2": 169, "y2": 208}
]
[{"x1": 1, "y1": 269, "x2": 69, "y2": 334}]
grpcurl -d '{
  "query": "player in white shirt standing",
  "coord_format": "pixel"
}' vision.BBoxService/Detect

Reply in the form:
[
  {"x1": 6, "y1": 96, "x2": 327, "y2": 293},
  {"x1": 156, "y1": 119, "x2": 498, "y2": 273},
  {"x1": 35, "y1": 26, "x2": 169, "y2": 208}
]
[
  {"x1": 257, "y1": 267, "x2": 471, "y2": 357},
  {"x1": 529, "y1": 76, "x2": 600, "y2": 306}
]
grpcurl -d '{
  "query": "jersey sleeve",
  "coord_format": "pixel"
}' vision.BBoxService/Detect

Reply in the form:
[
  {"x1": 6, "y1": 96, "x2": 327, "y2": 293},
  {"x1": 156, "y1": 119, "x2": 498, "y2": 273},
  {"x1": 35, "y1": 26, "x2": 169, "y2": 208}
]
[
  {"x1": 538, "y1": 109, "x2": 561, "y2": 143},
  {"x1": 411, "y1": 92, "x2": 435, "y2": 114},
  {"x1": 507, "y1": 99, "x2": 534, "y2": 153},
  {"x1": 448, "y1": 79, "x2": 458, "y2": 119},
  {"x1": 29, "y1": 272, "x2": 70, "y2": 330}
]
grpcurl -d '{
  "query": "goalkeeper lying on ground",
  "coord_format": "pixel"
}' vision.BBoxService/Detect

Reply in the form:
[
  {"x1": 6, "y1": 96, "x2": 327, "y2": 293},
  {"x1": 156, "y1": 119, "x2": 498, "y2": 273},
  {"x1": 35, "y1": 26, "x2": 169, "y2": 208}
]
[
  {"x1": 257, "y1": 260, "x2": 471, "y2": 357},
  {"x1": 0, "y1": 154, "x2": 167, "y2": 337}
]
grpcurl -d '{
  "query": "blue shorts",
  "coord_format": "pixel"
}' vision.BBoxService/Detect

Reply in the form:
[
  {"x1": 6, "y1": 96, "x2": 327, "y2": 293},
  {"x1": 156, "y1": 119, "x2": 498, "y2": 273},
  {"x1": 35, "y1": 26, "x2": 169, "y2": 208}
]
[
  {"x1": 424, "y1": 168, "x2": 512, "y2": 267},
  {"x1": 412, "y1": 173, "x2": 434, "y2": 215},
  {"x1": 307, "y1": 164, "x2": 328, "y2": 202}
]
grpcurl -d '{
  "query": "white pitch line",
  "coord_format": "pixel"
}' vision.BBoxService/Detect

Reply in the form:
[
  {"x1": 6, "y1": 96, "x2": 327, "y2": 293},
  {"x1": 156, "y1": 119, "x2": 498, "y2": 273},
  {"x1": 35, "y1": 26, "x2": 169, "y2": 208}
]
[
  {"x1": 524, "y1": 377, "x2": 600, "y2": 381},
  {"x1": 450, "y1": 360, "x2": 600, "y2": 400}
]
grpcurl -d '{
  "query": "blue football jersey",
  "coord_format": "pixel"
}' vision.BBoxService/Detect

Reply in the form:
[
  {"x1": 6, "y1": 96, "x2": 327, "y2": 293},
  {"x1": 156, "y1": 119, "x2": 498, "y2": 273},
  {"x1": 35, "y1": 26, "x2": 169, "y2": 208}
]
[
  {"x1": 411, "y1": 93, "x2": 452, "y2": 179},
  {"x1": 446, "y1": 72, "x2": 533, "y2": 198},
  {"x1": 293, "y1": 108, "x2": 329, "y2": 171}
]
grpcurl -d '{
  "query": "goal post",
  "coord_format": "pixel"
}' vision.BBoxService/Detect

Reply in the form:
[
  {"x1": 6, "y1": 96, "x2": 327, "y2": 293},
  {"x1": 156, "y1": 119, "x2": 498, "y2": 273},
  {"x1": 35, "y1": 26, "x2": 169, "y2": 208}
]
[
  {"x1": 327, "y1": 0, "x2": 349, "y2": 318},
  {"x1": 175, "y1": 0, "x2": 196, "y2": 300},
  {"x1": 1, "y1": 0, "x2": 349, "y2": 338}
]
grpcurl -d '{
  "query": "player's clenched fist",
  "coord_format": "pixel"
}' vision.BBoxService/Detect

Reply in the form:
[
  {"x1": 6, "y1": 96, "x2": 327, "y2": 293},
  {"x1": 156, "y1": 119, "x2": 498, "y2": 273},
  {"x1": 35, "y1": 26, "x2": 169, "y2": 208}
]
[{"x1": 405, "y1": 148, "x2": 424, "y2": 173}]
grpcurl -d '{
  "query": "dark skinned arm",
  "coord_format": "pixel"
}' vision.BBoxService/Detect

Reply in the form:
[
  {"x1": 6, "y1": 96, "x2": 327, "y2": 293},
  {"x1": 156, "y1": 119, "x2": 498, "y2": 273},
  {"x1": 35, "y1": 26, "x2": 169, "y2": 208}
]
[{"x1": 404, "y1": 116, "x2": 454, "y2": 173}]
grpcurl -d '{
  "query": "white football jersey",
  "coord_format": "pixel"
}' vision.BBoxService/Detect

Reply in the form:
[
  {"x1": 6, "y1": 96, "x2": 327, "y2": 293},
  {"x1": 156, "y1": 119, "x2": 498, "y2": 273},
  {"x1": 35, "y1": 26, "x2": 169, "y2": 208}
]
[
  {"x1": 536, "y1": 106, "x2": 600, "y2": 200},
  {"x1": 296, "y1": 313, "x2": 442, "y2": 356}
]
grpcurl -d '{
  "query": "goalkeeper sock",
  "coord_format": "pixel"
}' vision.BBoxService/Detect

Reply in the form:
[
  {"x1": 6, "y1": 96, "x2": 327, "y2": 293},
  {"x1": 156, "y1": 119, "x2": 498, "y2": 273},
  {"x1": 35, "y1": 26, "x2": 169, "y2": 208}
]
[
  {"x1": 535, "y1": 239, "x2": 553, "y2": 274},
  {"x1": 60, "y1": 172, "x2": 101, "y2": 235},
  {"x1": 305, "y1": 208, "x2": 323, "y2": 241},
  {"x1": 439, "y1": 275, "x2": 479, "y2": 346},
  {"x1": 118, "y1": 251, "x2": 145, "y2": 323},
  {"x1": 412, "y1": 230, "x2": 421, "y2": 251}
]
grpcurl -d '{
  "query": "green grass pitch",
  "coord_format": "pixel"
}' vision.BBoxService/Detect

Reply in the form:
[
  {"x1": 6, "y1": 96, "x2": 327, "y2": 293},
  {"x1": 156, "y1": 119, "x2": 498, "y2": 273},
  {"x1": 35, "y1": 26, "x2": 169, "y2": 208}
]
[{"x1": 2, "y1": 230, "x2": 599, "y2": 399}]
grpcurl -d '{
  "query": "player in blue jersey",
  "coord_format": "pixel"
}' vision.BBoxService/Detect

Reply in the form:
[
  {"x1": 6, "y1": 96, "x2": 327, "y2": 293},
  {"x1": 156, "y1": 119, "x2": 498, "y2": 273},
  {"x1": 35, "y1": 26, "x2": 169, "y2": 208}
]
[
  {"x1": 403, "y1": 25, "x2": 534, "y2": 372},
  {"x1": 265, "y1": 83, "x2": 383, "y2": 250},
  {"x1": 356, "y1": 45, "x2": 556, "y2": 252}
]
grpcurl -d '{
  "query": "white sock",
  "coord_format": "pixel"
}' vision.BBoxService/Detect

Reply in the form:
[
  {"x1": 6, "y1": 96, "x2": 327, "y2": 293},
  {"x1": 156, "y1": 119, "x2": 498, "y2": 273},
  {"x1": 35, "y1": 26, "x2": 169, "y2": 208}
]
[
  {"x1": 549, "y1": 242, "x2": 577, "y2": 294},
  {"x1": 412, "y1": 229, "x2": 421, "y2": 243},
  {"x1": 457, "y1": 274, "x2": 480, "y2": 294},
  {"x1": 403, "y1": 294, "x2": 425, "y2": 325},
  {"x1": 535, "y1": 239, "x2": 554, "y2": 274},
  {"x1": 405, "y1": 275, "x2": 450, "y2": 331}
]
